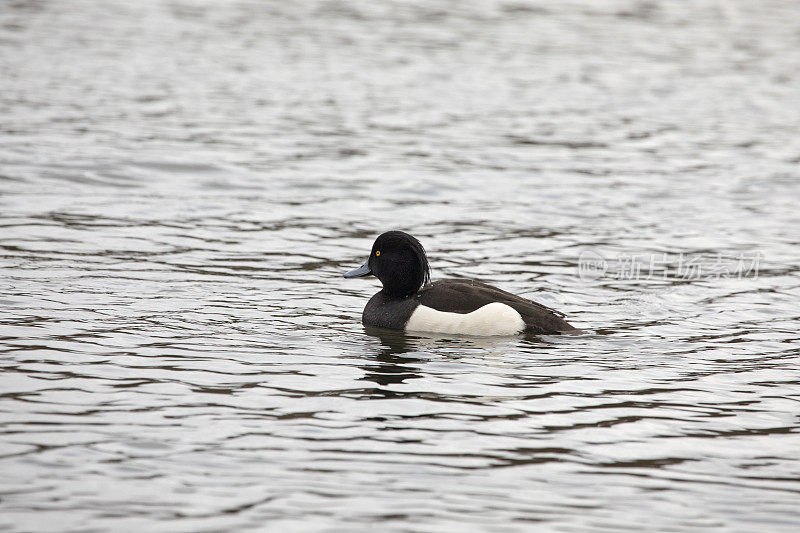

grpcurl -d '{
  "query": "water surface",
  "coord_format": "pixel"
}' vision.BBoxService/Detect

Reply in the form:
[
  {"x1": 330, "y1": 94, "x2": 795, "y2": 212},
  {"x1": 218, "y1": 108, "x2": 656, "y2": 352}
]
[{"x1": 2, "y1": 1, "x2": 800, "y2": 531}]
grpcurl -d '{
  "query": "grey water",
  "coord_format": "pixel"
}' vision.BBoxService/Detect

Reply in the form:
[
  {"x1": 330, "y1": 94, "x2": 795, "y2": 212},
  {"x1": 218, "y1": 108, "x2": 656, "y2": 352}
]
[{"x1": 2, "y1": 1, "x2": 800, "y2": 531}]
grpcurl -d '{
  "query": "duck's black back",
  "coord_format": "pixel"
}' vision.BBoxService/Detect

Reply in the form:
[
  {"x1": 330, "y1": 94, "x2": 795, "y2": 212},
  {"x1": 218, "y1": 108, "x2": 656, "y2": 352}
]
[{"x1": 415, "y1": 279, "x2": 577, "y2": 335}]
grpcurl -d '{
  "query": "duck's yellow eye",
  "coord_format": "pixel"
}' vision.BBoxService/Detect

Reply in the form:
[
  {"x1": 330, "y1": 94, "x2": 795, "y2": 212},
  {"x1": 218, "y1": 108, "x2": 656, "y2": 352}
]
[{"x1": 375, "y1": 251, "x2": 381, "y2": 256}]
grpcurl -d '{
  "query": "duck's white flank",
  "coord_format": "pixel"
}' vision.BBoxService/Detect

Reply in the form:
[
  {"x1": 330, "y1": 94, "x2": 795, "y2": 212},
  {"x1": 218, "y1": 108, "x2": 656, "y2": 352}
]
[{"x1": 405, "y1": 302, "x2": 525, "y2": 336}]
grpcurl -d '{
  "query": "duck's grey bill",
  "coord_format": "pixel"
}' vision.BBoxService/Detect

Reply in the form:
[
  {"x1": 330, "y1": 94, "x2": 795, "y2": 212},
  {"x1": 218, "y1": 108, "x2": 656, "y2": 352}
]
[{"x1": 344, "y1": 262, "x2": 372, "y2": 278}]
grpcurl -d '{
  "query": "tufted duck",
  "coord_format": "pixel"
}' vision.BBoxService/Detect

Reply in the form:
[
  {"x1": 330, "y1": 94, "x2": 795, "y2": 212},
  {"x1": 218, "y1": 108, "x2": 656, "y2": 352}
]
[{"x1": 344, "y1": 231, "x2": 579, "y2": 336}]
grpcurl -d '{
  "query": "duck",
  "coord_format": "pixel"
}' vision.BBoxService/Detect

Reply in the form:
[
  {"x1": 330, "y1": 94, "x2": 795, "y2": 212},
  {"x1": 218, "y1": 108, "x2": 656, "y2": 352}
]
[{"x1": 343, "y1": 231, "x2": 579, "y2": 336}]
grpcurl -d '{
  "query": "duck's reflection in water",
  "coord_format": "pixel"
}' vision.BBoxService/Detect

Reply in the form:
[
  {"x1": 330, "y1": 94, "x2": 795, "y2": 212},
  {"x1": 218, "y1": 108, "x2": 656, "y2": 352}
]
[
  {"x1": 358, "y1": 326, "x2": 537, "y2": 392},
  {"x1": 359, "y1": 326, "x2": 424, "y2": 387}
]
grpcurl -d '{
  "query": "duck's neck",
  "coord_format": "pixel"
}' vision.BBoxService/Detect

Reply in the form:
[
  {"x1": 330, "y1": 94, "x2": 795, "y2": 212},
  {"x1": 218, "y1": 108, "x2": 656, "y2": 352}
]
[{"x1": 381, "y1": 263, "x2": 425, "y2": 298}]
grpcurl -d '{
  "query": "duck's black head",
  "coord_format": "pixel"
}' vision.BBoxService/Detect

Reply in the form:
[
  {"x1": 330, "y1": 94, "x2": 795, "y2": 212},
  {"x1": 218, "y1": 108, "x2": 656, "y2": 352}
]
[{"x1": 344, "y1": 231, "x2": 430, "y2": 297}]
